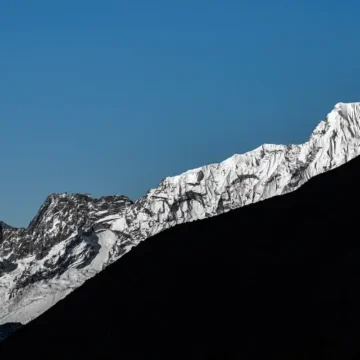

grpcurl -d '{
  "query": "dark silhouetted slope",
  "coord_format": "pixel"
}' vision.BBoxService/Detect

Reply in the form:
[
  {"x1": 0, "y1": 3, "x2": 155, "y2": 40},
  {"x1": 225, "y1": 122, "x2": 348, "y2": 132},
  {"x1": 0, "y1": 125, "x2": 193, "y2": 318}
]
[{"x1": 3, "y1": 154, "x2": 360, "y2": 359}]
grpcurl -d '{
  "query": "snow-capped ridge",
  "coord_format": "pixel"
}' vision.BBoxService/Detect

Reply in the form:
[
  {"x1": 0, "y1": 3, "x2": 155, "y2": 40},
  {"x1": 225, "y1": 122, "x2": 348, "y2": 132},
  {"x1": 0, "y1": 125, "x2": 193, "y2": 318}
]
[{"x1": 2, "y1": 101, "x2": 360, "y2": 328}]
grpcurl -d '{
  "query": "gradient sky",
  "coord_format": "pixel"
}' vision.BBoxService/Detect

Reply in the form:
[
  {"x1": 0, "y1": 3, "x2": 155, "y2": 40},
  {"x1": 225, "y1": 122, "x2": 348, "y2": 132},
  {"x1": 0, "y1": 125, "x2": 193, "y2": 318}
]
[{"x1": 1, "y1": 0, "x2": 360, "y2": 227}]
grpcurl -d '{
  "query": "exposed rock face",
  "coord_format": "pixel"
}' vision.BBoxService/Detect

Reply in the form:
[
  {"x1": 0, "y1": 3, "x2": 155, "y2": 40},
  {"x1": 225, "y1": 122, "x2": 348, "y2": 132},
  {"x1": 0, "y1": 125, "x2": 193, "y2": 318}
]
[
  {"x1": 1, "y1": 102, "x2": 360, "y2": 327},
  {"x1": 0, "y1": 194, "x2": 133, "y2": 324}
]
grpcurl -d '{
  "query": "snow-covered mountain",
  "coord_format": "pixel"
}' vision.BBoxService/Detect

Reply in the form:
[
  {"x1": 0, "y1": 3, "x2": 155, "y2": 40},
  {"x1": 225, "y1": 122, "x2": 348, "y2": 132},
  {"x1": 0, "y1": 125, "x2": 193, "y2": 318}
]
[{"x1": 1, "y1": 102, "x2": 360, "y2": 327}]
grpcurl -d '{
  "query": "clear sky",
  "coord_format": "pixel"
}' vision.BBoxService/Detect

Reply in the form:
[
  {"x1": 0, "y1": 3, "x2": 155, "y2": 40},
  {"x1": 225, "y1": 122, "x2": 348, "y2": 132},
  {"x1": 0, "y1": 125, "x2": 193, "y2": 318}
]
[{"x1": 1, "y1": 0, "x2": 360, "y2": 227}]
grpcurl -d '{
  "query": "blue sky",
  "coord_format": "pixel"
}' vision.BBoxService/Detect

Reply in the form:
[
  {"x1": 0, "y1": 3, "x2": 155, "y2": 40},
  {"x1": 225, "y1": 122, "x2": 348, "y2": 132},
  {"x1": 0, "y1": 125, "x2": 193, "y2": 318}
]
[{"x1": 1, "y1": 0, "x2": 360, "y2": 226}]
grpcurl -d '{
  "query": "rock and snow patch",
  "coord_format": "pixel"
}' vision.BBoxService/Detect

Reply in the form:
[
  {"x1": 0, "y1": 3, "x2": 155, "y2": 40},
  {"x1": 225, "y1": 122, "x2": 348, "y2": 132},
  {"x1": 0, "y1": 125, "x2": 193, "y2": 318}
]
[{"x1": 0, "y1": 229, "x2": 119, "y2": 325}]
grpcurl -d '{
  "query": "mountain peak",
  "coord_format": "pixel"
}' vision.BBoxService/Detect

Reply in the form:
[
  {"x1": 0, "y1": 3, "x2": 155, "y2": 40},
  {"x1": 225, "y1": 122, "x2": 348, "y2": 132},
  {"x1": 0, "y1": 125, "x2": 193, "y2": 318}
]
[
  {"x1": 0, "y1": 221, "x2": 10, "y2": 229},
  {"x1": 328, "y1": 101, "x2": 360, "y2": 124},
  {"x1": 0, "y1": 221, "x2": 20, "y2": 232}
]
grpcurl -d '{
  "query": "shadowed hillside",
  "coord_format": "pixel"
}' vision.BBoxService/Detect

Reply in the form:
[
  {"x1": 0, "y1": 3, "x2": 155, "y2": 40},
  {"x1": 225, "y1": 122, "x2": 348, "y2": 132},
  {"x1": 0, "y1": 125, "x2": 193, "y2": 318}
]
[{"x1": 3, "y1": 154, "x2": 360, "y2": 359}]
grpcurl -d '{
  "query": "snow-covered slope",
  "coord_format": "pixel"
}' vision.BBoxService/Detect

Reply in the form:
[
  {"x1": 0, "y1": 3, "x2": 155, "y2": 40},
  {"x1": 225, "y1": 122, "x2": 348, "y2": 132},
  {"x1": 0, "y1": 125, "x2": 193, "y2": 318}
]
[{"x1": 1, "y1": 102, "x2": 360, "y2": 327}]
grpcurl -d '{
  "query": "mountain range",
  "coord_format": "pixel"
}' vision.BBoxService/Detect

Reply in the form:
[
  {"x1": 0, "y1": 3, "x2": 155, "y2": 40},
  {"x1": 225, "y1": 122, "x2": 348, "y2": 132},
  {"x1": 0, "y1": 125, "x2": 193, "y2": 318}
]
[
  {"x1": 2, "y1": 137, "x2": 360, "y2": 359},
  {"x1": 1, "y1": 101, "x2": 360, "y2": 338}
]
